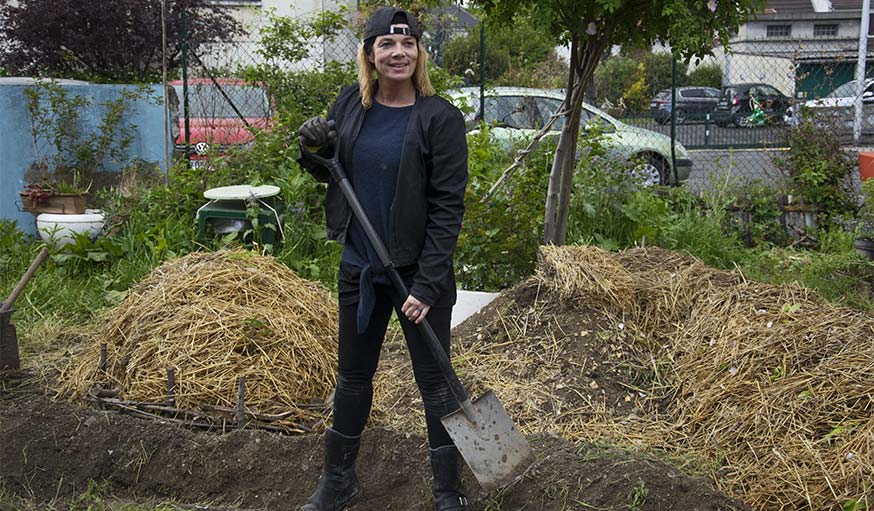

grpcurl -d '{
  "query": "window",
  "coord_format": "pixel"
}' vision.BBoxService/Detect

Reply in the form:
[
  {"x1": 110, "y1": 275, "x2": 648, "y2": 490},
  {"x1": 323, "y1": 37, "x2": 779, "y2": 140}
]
[
  {"x1": 533, "y1": 97, "x2": 566, "y2": 130},
  {"x1": 814, "y1": 24, "x2": 838, "y2": 37},
  {"x1": 766, "y1": 24, "x2": 792, "y2": 37},
  {"x1": 483, "y1": 96, "x2": 541, "y2": 129}
]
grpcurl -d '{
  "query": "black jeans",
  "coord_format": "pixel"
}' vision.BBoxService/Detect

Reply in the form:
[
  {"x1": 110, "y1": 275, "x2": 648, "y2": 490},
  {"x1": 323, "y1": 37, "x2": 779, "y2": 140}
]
[{"x1": 332, "y1": 274, "x2": 458, "y2": 449}]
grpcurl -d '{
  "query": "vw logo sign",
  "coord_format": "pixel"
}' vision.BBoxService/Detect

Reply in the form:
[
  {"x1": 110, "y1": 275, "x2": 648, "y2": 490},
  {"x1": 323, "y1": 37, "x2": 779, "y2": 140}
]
[{"x1": 194, "y1": 142, "x2": 210, "y2": 155}]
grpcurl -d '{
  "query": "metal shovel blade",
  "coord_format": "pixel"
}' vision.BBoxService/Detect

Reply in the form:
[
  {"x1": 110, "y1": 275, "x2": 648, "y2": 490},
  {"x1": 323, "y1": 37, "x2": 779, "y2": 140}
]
[{"x1": 441, "y1": 390, "x2": 533, "y2": 491}]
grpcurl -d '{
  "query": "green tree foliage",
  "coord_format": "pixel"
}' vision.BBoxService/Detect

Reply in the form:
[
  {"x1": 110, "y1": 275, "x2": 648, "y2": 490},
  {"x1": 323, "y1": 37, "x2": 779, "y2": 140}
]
[
  {"x1": 474, "y1": 0, "x2": 763, "y2": 244},
  {"x1": 442, "y1": 18, "x2": 567, "y2": 87},
  {"x1": 594, "y1": 52, "x2": 687, "y2": 113},
  {"x1": 688, "y1": 62, "x2": 723, "y2": 88},
  {"x1": 0, "y1": 0, "x2": 243, "y2": 83},
  {"x1": 643, "y1": 52, "x2": 687, "y2": 97}
]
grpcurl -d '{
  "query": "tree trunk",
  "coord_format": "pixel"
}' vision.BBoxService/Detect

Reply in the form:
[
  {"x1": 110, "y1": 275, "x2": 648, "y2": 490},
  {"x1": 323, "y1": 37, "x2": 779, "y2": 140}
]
[
  {"x1": 554, "y1": 39, "x2": 607, "y2": 245},
  {"x1": 544, "y1": 32, "x2": 610, "y2": 245},
  {"x1": 543, "y1": 35, "x2": 579, "y2": 245},
  {"x1": 553, "y1": 78, "x2": 585, "y2": 245}
]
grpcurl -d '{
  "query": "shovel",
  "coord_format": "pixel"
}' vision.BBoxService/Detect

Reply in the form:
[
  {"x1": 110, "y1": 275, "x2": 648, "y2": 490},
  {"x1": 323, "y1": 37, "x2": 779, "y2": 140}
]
[{"x1": 303, "y1": 136, "x2": 533, "y2": 490}]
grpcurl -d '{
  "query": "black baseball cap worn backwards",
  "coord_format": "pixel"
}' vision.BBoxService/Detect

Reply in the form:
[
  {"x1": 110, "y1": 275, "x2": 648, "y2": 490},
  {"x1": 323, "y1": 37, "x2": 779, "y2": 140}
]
[{"x1": 363, "y1": 6, "x2": 421, "y2": 41}]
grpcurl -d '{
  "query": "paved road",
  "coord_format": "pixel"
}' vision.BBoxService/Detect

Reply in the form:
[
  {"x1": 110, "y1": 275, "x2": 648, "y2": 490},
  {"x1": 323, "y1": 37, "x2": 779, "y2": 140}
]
[
  {"x1": 683, "y1": 148, "x2": 786, "y2": 195},
  {"x1": 625, "y1": 117, "x2": 788, "y2": 149},
  {"x1": 682, "y1": 146, "x2": 870, "y2": 196}
]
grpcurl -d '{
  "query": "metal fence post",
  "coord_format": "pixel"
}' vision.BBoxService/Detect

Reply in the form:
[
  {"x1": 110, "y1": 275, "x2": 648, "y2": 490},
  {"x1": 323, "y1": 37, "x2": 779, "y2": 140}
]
[
  {"x1": 854, "y1": 0, "x2": 871, "y2": 145},
  {"x1": 479, "y1": 22, "x2": 485, "y2": 121},
  {"x1": 181, "y1": 4, "x2": 190, "y2": 164},
  {"x1": 705, "y1": 113, "x2": 711, "y2": 147},
  {"x1": 670, "y1": 55, "x2": 678, "y2": 183}
]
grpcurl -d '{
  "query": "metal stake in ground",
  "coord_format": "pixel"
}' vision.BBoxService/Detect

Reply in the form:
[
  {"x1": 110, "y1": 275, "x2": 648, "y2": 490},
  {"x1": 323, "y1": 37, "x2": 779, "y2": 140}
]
[
  {"x1": 236, "y1": 377, "x2": 246, "y2": 428},
  {"x1": 167, "y1": 367, "x2": 176, "y2": 407}
]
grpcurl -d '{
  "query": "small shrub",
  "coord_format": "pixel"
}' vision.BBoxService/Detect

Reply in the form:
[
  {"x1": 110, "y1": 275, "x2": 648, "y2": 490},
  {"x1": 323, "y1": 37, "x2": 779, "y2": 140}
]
[
  {"x1": 454, "y1": 126, "x2": 550, "y2": 290},
  {"x1": 775, "y1": 118, "x2": 857, "y2": 225},
  {"x1": 688, "y1": 62, "x2": 722, "y2": 89}
]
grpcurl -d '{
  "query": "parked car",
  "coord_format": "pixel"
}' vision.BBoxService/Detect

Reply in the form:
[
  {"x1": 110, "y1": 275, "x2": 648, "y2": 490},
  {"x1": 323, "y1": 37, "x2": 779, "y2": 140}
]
[
  {"x1": 784, "y1": 78, "x2": 874, "y2": 130},
  {"x1": 713, "y1": 83, "x2": 792, "y2": 127},
  {"x1": 169, "y1": 78, "x2": 274, "y2": 168},
  {"x1": 450, "y1": 87, "x2": 692, "y2": 186},
  {"x1": 649, "y1": 86, "x2": 721, "y2": 124}
]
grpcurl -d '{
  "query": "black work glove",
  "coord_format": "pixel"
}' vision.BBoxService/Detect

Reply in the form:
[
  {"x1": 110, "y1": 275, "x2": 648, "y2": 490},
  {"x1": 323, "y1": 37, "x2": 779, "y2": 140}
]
[{"x1": 298, "y1": 116, "x2": 336, "y2": 148}]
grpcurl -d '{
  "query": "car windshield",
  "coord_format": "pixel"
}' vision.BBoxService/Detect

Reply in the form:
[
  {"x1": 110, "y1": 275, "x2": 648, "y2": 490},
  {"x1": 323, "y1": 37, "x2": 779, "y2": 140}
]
[
  {"x1": 826, "y1": 80, "x2": 861, "y2": 98},
  {"x1": 476, "y1": 93, "x2": 568, "y2": 130},
  {"x1": 173, "y1": 83, "x2": 272, "y2": 118}
]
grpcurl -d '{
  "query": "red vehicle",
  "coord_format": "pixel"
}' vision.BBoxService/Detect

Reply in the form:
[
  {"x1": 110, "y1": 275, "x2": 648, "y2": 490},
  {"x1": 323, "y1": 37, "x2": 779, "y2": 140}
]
[{"x1": 169, "y1": 78, "x2": 274, "y2": 168}]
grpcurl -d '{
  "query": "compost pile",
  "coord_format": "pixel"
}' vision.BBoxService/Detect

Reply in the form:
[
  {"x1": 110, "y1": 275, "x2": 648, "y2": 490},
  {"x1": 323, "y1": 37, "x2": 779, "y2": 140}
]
[
  {"x1": 54, "y1": 250, "x2": 338, "y2": 425},
  {"x1": 375, "y1": 245, "x2": 872, "y2": 510}
]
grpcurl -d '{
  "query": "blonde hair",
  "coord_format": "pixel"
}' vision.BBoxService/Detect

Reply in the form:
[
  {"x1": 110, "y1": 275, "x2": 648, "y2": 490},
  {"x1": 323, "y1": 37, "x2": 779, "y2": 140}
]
[{"x1": 357, "y1": 39, "x2": 435, "y2": 109}]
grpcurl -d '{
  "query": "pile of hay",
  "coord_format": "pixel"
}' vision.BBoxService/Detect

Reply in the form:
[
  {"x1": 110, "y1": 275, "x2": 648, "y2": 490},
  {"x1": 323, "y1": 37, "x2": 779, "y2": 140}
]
[
  {"x1": 55, "y1": 251, "x2": 338, "y2": 421},
  {"x1": 536, "y1": 245, "x2": 873, "y2": 511}
]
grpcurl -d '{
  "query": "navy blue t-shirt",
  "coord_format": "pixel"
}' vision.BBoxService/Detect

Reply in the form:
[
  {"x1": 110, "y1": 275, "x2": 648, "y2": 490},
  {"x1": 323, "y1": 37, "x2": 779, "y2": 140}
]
[{"x1": 341, "y1": 101, "x2": 413, "y2": 270}]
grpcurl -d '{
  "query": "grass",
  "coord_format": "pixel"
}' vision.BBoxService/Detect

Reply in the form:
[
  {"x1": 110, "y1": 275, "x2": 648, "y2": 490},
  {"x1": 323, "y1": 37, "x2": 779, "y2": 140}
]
[{"x1": 0, "y1": 480, "x2": 184, "y2": 511}]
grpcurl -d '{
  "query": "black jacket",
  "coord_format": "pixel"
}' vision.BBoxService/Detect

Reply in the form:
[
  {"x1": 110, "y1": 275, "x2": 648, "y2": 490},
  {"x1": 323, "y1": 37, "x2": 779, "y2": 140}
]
[{"x1": 298, "y1": 84, "x2": 468, "y2": 306}]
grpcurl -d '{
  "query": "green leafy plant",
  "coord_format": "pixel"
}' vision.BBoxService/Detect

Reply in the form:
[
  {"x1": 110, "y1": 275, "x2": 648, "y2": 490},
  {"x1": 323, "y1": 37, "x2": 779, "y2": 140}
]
[
  {"x1": 775, "y1": 117, "x2": 857, "y2": 226},
  {"x1": 627, "y1": 480, "x2": 649, "y2": 511},
  {"x1": 23, "y1": 80, "x2": 146, "y2": 195},
  {"x1": 454, "y1": 125, "x2": 550, "y2": 290},
  {"x1": 840, "y1": 178, "x2": 874, "y2": 241}
]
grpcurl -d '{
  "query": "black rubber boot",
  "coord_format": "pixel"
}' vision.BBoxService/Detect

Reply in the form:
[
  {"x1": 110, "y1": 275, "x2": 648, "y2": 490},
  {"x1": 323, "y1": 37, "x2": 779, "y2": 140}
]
[
  {"x1": 300, "y1": 428, "x2": 363, "y2": 511},
  {"x1": 430, "y1": 445, "x2": 467, "y2": 511}
]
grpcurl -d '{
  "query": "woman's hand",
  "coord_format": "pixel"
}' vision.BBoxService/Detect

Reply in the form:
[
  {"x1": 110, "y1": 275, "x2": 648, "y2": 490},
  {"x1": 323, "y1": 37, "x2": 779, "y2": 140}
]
[{"x1": 401, "y1": 295, "x2": 431, "y2": 324}]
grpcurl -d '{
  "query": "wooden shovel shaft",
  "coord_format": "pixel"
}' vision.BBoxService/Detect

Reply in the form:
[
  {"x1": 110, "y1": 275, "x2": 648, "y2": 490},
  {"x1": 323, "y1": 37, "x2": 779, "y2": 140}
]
[
  {"x1": 338, "y1": 176, "x2": 472, "y2": 408},
  {"x1": 1, "y1": 247, "x2": 49, "y2": 313}
]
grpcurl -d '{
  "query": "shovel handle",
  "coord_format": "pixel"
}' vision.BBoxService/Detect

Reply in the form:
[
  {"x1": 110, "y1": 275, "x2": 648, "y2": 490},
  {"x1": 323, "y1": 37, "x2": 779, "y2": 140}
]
[{"x1": 301, "y1": 140, "x2": 474, "y2": 412}]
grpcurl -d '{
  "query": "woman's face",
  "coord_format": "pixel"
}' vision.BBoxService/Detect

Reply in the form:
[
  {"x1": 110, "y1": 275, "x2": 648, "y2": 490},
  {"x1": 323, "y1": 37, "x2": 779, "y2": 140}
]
[{"x1": 369, "y1": 24, "x2": 418, "y2": 85}]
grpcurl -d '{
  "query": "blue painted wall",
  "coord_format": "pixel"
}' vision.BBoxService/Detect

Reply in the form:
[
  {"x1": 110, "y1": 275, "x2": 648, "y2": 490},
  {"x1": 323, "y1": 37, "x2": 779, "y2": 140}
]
[{"x1": 0, "y1": 84, "x2": 170, "y2": 235}]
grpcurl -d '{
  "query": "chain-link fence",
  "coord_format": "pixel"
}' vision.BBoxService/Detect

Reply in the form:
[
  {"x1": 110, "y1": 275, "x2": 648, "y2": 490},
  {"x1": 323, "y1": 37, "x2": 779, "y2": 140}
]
[
  {"x1": 175, "y1": 6, "x2": 874, "y2": 194},
  {"x1": 174, "y1": 10, "x2": 360, "y2": 168},
  {"x1": 602, "y1": 38, "x2": 874, "y2": 192}
]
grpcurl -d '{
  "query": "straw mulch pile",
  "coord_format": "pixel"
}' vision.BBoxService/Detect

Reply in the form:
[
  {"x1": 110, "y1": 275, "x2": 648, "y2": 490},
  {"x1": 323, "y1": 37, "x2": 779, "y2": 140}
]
[
  {"x1": 538, "y1": 245, "x2": 873, "y2": 511},
  {"x1": 54, "y1": 250, "x2": 338, "y2": 421},
  {"x1": 373, "y1": 244, "x2": 872, "y2": 510}
]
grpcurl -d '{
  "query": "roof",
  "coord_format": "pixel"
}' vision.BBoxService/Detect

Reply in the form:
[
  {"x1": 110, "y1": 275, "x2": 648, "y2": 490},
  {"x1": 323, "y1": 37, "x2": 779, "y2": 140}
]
[
  {"x1": 831, "y1": 0, "x2": 864, "y2": 10},
  {"x1": 763, "y1": 0, "x2": 862, "y2": 13},
  {"x1": 0, "y1": 77, "x2": 90, "y2": 85},
  {"x1": 764, "y1": 0, "x2": 816, "y2": 14}
]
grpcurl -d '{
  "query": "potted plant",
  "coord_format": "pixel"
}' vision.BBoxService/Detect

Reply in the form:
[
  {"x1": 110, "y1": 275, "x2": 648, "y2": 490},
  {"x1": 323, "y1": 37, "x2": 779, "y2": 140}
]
[
  {"x1": 851, "y1": 179, "x2": 874, "y2": 259},
  {"x1": 16, "y1": 81, "x2": 139, "y2": 244}
]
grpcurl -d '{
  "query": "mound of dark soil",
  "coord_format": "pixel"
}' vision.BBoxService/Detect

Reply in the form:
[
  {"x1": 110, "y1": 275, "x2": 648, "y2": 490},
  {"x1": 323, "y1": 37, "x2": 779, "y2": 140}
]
[{"x1": 1, "y1": 374, "x2": 748, "y2": 511}]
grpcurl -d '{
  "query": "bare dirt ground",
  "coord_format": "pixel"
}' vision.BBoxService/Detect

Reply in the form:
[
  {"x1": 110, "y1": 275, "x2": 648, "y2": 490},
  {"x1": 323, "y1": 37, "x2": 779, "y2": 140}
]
[{"x1": 0, "y1": 280, "x2": 752, "y2": 511}]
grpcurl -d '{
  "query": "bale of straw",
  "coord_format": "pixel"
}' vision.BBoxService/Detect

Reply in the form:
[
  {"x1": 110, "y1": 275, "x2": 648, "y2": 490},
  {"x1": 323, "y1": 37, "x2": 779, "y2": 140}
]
[
  {"x1": 54, "y1": 250, "x2": 338, "y2": 419},
  {"x1": 536, "y1": 245, "x2": 635, "y2": 310}
]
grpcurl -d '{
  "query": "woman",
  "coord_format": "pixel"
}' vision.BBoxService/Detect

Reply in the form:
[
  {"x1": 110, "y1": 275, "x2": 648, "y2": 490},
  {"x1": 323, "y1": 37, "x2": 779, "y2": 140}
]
[{"x1": 296, "y1": 6, "x2": 469, "y2": 511}]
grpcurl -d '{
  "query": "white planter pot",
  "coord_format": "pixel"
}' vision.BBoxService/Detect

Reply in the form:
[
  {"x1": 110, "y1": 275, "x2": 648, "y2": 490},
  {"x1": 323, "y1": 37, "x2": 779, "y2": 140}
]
[{"x1": 36, "y1": 209, "x2": 106, "y2": 246}]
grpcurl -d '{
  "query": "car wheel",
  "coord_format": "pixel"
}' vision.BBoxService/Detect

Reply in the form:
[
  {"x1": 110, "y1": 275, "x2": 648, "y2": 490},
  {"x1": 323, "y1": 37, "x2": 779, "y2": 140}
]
[
  {"x1": 631, "y1": 154, "x2": 669, "y2": 186},
  {"x1": 675, "y1": 109, "x2": 687, "y2": 124}
]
